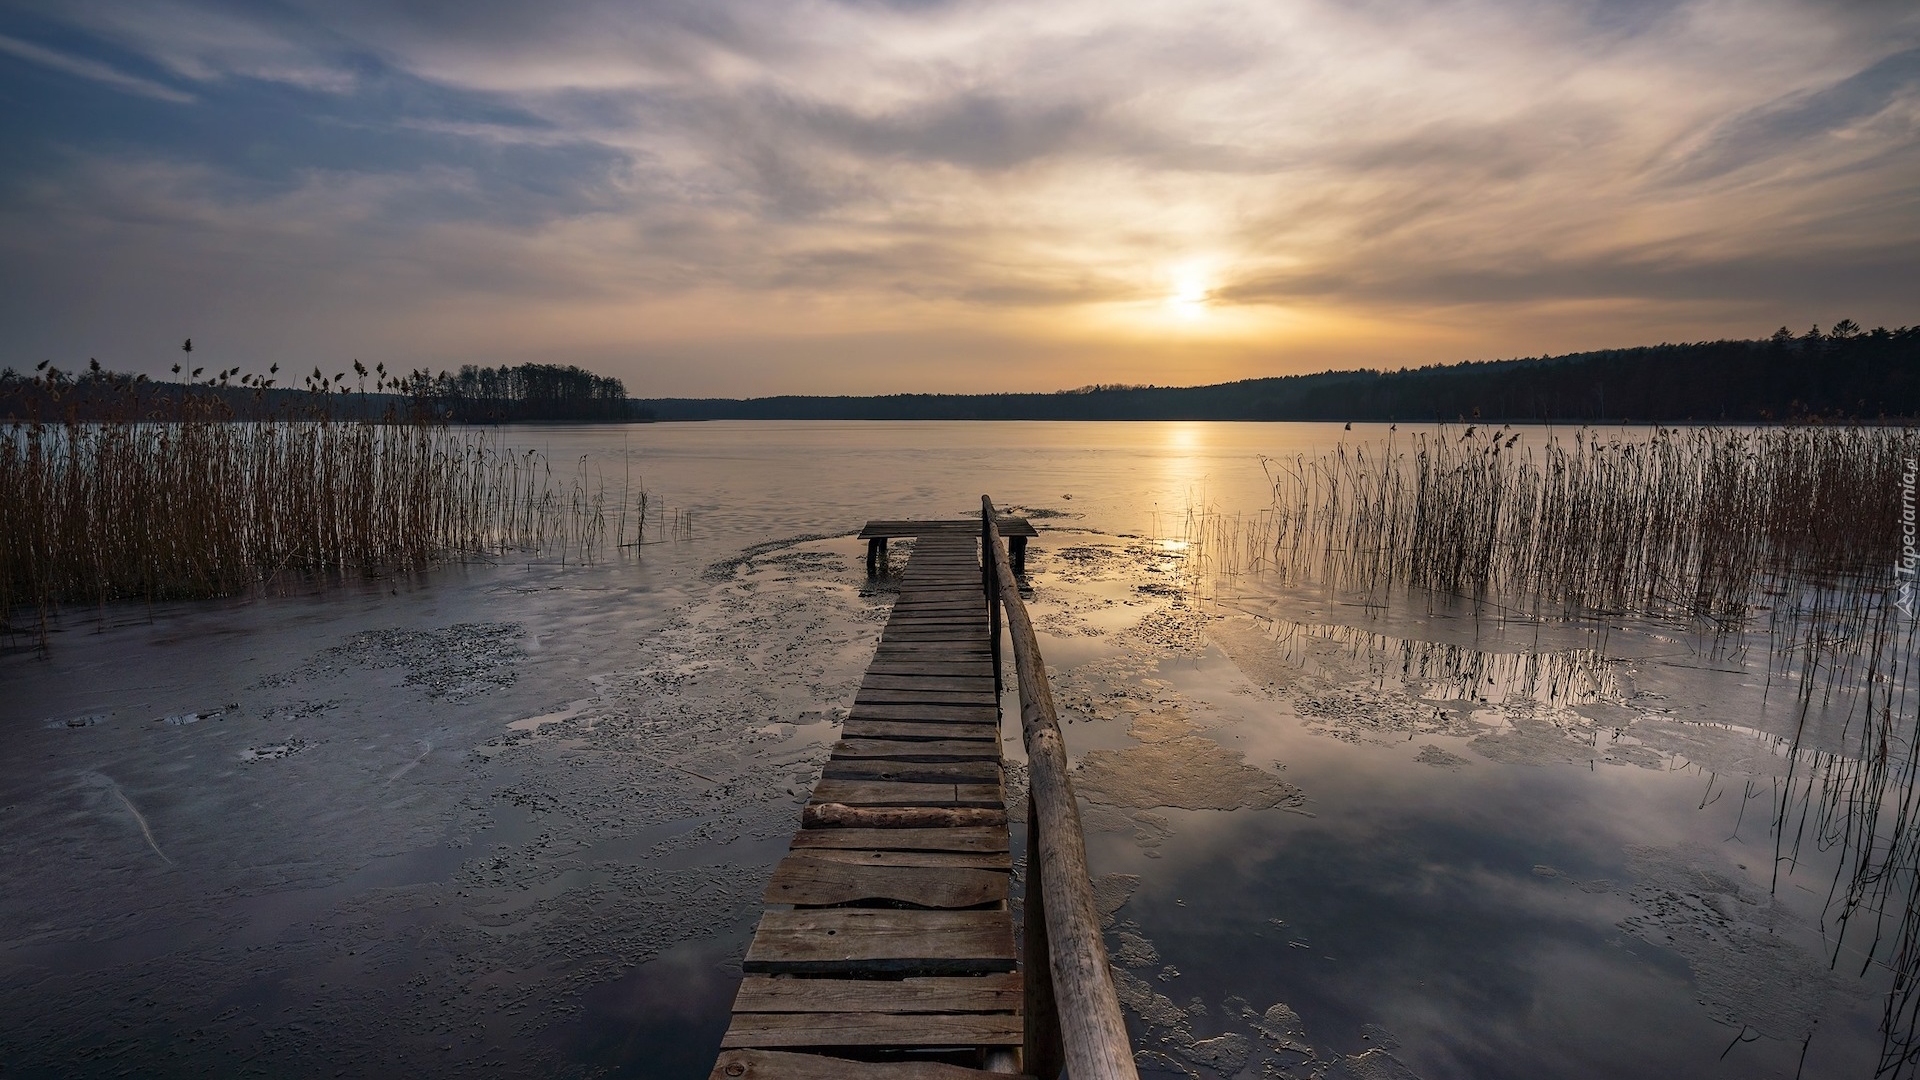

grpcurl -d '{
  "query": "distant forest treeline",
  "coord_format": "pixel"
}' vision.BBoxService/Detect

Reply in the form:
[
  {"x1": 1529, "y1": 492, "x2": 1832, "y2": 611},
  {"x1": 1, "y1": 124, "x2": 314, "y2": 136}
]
[
  {"x1": 7, "y1": 323, "x2": 1916, "y2": 424},
  {"x1": 411, "y1": 363, "x2": 635, "y2": 421},
  {"x1": 0, "y1": 359, "x2": 646, "y2": 422},
  {"x1": 641, "y1": 323, "x2": 1920, "y2": 422}
]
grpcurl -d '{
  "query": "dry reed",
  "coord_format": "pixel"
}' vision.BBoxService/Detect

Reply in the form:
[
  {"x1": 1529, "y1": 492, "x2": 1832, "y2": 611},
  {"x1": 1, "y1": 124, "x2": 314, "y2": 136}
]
[
  {"x1": 1, "y1": 389, "x2": 639, "y2": 642},
  {"x1": 1186, "y1": 423, "x2": 1920, "y2": 1075},
  {"x1": 1205, "y1": 425, "x2": 1916, "y2": 623}
]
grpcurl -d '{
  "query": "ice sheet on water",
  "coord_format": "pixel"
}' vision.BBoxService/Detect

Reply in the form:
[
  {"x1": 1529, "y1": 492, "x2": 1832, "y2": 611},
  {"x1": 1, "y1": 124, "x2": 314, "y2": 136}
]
[
  {"x1": 263, "y1": 621, "x2": 525, "y2": 702},
  {"x1": 1616, "y1": 843, "x2": 1860, "y2": 1040}
]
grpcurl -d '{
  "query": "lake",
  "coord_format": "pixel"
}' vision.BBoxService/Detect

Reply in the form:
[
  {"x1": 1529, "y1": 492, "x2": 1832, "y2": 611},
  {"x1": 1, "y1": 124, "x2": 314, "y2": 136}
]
[{"x1": 0, "y1": 420, "x2": 1902, "y2": 1079}]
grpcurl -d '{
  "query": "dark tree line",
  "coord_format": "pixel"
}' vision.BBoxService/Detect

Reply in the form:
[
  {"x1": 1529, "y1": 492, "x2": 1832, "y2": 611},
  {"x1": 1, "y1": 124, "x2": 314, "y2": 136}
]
[
  {"x1": 1, "y1": 359, "x2": 648, "y2": 423},
  {"x1": 405, "y1": 363, "x2": 637, "y2": 422},
  {"x1": 639, "y1": 323, "x2": 1920, "y2": 423}
]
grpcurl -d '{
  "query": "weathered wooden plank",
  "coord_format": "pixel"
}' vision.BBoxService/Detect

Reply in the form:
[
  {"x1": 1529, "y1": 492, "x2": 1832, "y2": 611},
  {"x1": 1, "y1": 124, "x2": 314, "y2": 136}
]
[
  {"x1": 859, "y1": 670, "x2": 994, "y2": 684},
  {"x1": 871, "y1": 649, "x2": 990, "y2": 660},
  {"x1": 721, "y1": 1010, "x2": 1022, "y2": 1049},
  {"x1": 742, "y1": 908, "x2": 1016, "y2": 975},
  {"x1": 860, "y1": 691, "x2": 998, "y2": 711},
  {"x1": 822, "y1": 759, "x2": 1002, "y2": 784},
  {"x1": 839, "y1": 720, "x2": 999, "y2": 742},
  {"x1": 864, "y1": 658, "x2": 993, "y2": 671},
  {"x1": 711, "y1": 1049, "x2": 1030, "y2": 1080},
  {"x1": 844, "y1": 710, "x2": 1000, "y2": 730},
  {"x1": 886, "y1": 598, "x2": 982, "y2": 606},
  {"x1": 802, "y1": 803, "x2": 1007, "y2": 829},
  {"x1": 860, "y1": 517, "x2": 1036, "y2": 537},
  {"x1": 864, "y1": 663, "x2": 995, "y2": 678},
  {"x1": 794, "y1": 848, "x2": 1013, "y2": 870},
  {"x1": 867, "y1": 642, "x2": 988, "y2": 651},
  {"x1": 849, "y1": 696, "x2": 998, "y2": 711},
  {"x1": 883, "y1": 599, "x2": 975, "y2": 611},
  {"x1": 765, "y1": 855, "x2": 1007, "y2": 908},
  {"x1": 789, "y1": 826, "x2": 1009, "y2": 853},
  {"x1": 711, "y1": 1050, "x2": 1024, "y2": 1080},
  {"x1": 860, "y1": 675, "x2": 996, "y2": 693},
  {"x1": 731, "y1": 973, "x2": 1021, "y2": 1015},
  {"x1": 809, "y1": 778, "x2": 1002, "y2": 808},
  {"x1": 831, "y1": 738, "x2": 1002, "y2": 761},
  {"x1": 870, "y1": 646, "x2": 993, "y2": 659},
  {"x1": 857, "y1": 683, "x2": 997, "y2": 699}
]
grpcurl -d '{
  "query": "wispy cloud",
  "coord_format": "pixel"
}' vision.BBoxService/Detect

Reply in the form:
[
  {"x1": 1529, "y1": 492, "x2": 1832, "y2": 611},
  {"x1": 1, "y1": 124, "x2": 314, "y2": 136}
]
[{"x1": 0, "y1": 32, "x2": 193, "y2": 102}]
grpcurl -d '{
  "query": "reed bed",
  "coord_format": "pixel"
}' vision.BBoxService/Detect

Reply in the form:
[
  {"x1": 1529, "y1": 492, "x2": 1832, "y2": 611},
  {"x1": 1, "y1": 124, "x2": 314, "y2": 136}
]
[
  {"x1": 1, "y1": 414, "x2": 637, "y2": 641},
  {"x1": 1186, "y1": 423, "x2": 1920, "y2": 1074},
  {"x1": 1204, "y1": 425, "x2": 1916, "y2": 623}
]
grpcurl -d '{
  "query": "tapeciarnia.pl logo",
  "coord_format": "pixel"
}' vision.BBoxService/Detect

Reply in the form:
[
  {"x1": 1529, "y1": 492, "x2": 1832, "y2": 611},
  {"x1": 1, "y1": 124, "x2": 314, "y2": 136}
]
[{"x1": 1900, "y1": 457, "x2": 1917, "y2": 618}]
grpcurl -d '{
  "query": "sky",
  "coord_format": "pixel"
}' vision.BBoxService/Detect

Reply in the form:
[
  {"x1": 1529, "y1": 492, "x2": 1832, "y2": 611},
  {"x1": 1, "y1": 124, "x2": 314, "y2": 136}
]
[{"x1": 0, "y1": 0, "x2": 1916, "y2": 396}]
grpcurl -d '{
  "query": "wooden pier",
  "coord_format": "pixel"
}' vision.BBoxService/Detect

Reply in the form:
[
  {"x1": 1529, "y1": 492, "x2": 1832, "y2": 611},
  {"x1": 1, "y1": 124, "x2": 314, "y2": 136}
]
[{"x1": 710, "y1": 505, "x2": 1139, "y2": 1080}]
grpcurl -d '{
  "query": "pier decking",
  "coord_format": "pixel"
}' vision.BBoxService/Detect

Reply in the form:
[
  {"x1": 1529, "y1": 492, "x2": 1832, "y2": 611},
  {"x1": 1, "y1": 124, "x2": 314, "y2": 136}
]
[
  {"x1": 713, "y1": 526, "x2": 1025, "y2": 1078},
  {"x1": 711, "y1": 506, "x2": 1138, "y2": 1080}
]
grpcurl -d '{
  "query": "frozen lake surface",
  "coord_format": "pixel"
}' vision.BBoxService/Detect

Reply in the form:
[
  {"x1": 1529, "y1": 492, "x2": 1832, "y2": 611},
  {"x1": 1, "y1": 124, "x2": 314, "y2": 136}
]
[{"x1": 0, "y1": 421, "x2": 1898, "y2": 1078}]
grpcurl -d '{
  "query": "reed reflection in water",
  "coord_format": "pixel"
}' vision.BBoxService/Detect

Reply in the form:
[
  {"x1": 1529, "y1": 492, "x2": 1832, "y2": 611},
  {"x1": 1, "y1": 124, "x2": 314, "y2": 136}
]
[{"x1": 1177, "y1": 423, "x2": 1920, "y2": 1076}]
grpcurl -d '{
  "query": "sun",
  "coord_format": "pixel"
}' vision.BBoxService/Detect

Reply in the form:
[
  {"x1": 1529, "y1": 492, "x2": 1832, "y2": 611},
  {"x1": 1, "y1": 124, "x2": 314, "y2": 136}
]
[{"x1": 1166, "y1": 266, "x2": 1212, "y2": 319}]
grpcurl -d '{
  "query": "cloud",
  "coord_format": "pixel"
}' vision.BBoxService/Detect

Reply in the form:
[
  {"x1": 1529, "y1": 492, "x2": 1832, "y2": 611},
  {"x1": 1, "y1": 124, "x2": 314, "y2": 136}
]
[
  {"x1": 1663, "y1": 45, "x2": 1920, "y2": 182},
  {"x1": 0, "y1": 32, "x2": 194, "y2": 102},
  {"x1": 0, "y1": 0, "x2": 1917, "y2": 394}
]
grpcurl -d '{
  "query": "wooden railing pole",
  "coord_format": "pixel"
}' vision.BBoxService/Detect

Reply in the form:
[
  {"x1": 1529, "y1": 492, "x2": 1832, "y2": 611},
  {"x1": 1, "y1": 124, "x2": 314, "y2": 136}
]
[
  {"x1": 983, "y1": 496, "x2": 1139, "y2": 1080},
  {"x1": 1023, "y1": 789, "x2": 1066, "y2": 1079},
  {"x1": 984, "y1": 505, "x2": 1002, "y2": 695}
]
